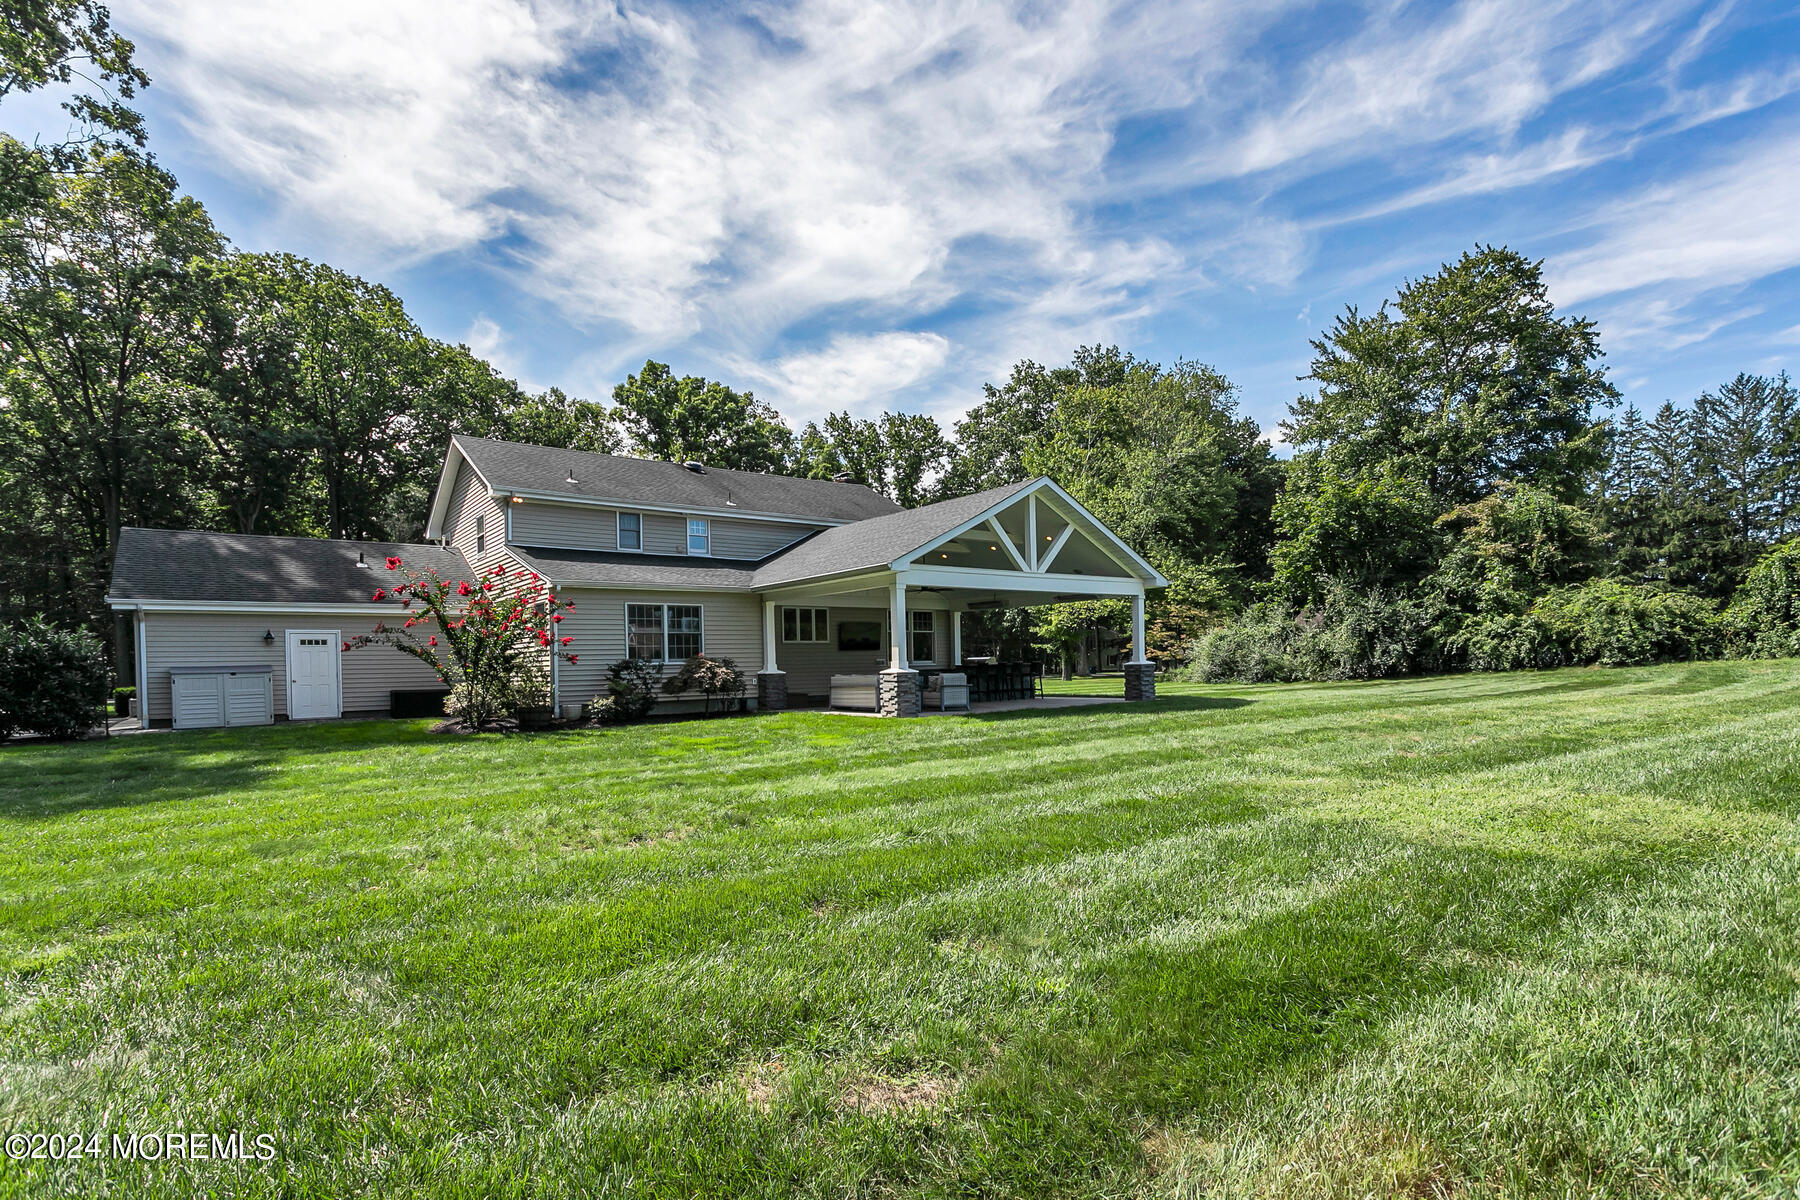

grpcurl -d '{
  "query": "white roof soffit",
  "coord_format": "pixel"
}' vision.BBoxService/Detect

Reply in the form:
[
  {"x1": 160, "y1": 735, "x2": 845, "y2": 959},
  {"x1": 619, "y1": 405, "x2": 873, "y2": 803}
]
[{"x1": 892, "y1": 478, "x2": 1168, "y2": 587}]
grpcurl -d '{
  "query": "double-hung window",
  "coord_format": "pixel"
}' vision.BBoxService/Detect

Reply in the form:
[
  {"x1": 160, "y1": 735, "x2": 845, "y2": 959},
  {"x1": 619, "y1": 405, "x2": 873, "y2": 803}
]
[
  {"x1": 686, "y1": 518, "x2": 710, "y2": 555},
  {"x1": 626, "y1": 603, "x2": 704, "y2": 662},
  {"x1": 474, "y1": 514, "x2": 486, "y2": 555},
  {"x1": 909, "y1": 611, "x2": 936, "y2": 663},
  {"x1": 782, "y1": 607, "x2": 828, "y2": 643},
  {"x1": 617, "y1": 511, "x2": 642, "y2": 551}
]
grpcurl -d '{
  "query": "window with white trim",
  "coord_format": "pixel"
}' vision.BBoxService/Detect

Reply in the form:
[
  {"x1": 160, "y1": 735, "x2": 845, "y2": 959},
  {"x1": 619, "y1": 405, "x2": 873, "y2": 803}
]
[
  {"x1": 617, "y1": 511, "x2": 642, "y2": 551},
  {"x1": 782, "y1": 607, "x2": 828, "y2": 643},
  {"x1": 474, "y1": 514, "x2": 486, "y2": 555},
  {"x1": 626, "y1": 603, "x2": 704, "y2": 662},
  {"x1": 686, "y1": 518, "x2": 710, "y2": 555},
  {"x1": 910, "y1": 610, "x2": 936, "y2": 663}
]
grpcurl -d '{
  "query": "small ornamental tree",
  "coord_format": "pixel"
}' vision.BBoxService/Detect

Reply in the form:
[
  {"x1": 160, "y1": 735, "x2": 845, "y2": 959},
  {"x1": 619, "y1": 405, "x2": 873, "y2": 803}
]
[
  {"x1": 345, "y1": 557, "x2": 577, "y2": 729},
  {"x1": 661, "y1": 654, "x2": 746, "y2": 714}
]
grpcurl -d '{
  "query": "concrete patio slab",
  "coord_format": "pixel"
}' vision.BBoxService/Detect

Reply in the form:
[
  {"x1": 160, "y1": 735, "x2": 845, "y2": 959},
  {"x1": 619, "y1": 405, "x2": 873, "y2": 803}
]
[{"x1": 822, "y1": 695, "x2": 1123, "y2": 717}]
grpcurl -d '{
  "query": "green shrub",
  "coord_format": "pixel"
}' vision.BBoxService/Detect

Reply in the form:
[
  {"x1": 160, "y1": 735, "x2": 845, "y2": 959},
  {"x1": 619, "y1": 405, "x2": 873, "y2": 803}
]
[
  {"x1": 590, "y1": 657, "x2": 660, "y2": 724},
  {"x1": 1187, "y1": 604, "x2": 1299, "y2": 683},
  {"x1": 1724, "y1": 539, "x2": 1800, "y2": 658},
  {"x1": 1185, "y1": 582, "x2": 1432, "y2": 683},
  {"x1": 112, "y1": 685, "x2": 136, "y2": 716},
  {"x1": 0, "y1": 618, "x2": 111, "y2": 741},
  {"x1": 1301, "y1": 581, "x2": 1434, "y2": 680},
  {"x1": 1534, "y1": 580, "x2": 1720, "y2": 667},
  {"x1": 1449, "y1": 611, "x2": 1560, "y2": 672}
]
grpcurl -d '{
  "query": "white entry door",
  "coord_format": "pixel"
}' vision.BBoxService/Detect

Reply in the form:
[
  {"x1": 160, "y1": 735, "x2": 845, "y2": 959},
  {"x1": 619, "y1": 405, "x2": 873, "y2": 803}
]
[{"x1": 286, "y1": 630, "x2": 341, "y2": 720}]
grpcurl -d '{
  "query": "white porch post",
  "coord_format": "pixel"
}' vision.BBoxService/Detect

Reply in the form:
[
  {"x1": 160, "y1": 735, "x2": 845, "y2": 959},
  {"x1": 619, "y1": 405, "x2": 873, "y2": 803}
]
[
  {"x1": 951, "y1": 610, "x2": 963, "y2": 666},
  {"x1": 1130, "y1": 589, "x2": 1147, "y2": 663},
  {"x1": 756, "y1": 600, "x2": 787, "y2": 711},
  {"x1": 762, "y1": 601, "x2": 779, "y2": 673},
  {"x1": 1124, "y1": 587, "x2": 1156, "y2": 701},
  {"x1": 879, "y1": 575, "x2": 921, "y2": 717},
  {"x1": 889, "y1": 578, "x2": 907, "y2": 670}
]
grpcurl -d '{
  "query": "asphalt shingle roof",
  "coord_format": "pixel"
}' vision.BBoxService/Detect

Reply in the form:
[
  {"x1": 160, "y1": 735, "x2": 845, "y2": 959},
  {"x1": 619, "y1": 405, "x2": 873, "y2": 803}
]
[
  {"x1": 109, "y1": 529, "x2": 474, "y2": 604},
  {"x1": 453, "y1": 436, "x2": 902, "y2": 524},
  {"x1": 751, "y1": 478, "x2": 1039, "y2": 587},
  {"x1": 111, "y1": 478, "x2": 1106, "y2": 604},
  {"x1": 510, "y1": 547, "x2": 761, "y2": 591}
]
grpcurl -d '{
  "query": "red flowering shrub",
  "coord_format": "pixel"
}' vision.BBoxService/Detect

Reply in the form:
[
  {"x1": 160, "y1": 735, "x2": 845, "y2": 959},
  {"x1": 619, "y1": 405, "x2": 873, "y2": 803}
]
[{"x1": 344, "y1": 559, "x2": 575, "y2": 729}]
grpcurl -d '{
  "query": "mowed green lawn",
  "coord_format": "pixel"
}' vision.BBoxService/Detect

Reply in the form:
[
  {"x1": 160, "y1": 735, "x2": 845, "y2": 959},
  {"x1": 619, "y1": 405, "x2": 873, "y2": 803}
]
[{"x1": 3, "y1": 664, "x2": 1799, "y2": 1199}]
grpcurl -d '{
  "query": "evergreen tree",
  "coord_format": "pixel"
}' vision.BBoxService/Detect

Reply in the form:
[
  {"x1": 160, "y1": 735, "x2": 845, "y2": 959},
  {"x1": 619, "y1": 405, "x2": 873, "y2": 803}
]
[{"x1": 1692, "y1": 372, "x2": 1797, "y2": 574}]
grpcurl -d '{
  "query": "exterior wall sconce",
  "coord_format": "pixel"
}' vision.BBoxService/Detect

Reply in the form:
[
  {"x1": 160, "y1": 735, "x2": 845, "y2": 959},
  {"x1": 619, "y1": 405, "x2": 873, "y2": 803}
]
[{"x1": 263, "y1": 629, "x2": 275, "y2": 644}]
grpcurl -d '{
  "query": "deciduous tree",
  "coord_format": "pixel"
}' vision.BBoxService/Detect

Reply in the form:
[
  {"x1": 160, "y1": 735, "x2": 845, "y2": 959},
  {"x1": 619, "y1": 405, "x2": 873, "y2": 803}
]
[{"x1": 611, "y1": 360, "x2": 794, "y2": 472}]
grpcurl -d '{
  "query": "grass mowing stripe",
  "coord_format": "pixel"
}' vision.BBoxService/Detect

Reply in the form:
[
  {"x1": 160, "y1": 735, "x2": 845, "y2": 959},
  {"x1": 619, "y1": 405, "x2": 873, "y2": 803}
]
[{"x1": 1, "y1": 661, "x2": 1796, "y2": 1197}]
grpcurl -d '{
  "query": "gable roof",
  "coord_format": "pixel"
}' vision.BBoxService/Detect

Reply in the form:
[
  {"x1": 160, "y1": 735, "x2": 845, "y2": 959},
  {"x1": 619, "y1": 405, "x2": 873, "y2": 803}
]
[
  {"x1": 441, "y1": 436, "x2": 903, "y2": 526},
  {"x1": 751, "y1": 478, "x2": 1039, "y2": 587},
  {"x1": 108, "y1": 528, "x2": 473, "y2": 605}
]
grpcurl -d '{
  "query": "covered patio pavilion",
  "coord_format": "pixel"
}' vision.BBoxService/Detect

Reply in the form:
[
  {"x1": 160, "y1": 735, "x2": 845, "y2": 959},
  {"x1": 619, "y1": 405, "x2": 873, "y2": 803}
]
[{"x1": 748, "y1": 478, "x2": 1169, "y2": 717}]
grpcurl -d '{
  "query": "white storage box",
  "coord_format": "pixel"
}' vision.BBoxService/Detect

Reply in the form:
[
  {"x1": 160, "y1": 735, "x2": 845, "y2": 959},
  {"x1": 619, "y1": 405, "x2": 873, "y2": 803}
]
[{"x1": 169, "y1": 665, "x2": 274, "y2": 729}]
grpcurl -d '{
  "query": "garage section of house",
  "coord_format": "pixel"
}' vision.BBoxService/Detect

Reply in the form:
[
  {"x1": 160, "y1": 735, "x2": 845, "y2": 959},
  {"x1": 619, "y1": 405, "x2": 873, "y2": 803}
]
[{"x1": 108, "y1": 528, "x2": 470, "y2": 729}]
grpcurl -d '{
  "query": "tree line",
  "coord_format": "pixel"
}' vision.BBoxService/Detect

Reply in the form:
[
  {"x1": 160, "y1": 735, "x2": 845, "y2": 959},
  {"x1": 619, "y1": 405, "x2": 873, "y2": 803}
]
[{"x1": 4, "y1": 2, "x2": 1798, "y2": 683}]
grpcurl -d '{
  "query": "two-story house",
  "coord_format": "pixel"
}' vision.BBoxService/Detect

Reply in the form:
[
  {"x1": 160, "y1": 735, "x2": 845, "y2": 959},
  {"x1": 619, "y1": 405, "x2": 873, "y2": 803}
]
[{"x1": 107, "y1": 435, "x2": 1166, "y2": 727}]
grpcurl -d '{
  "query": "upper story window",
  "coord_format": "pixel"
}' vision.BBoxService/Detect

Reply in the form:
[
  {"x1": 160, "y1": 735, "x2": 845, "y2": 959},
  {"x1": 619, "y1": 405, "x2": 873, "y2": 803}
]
[
  {"x1": 782, "y1": 607, "x2": 828, "y2": 643},
  {"x1": 474, "y1": 514, "x2": 486, "y2": 555},
  {"x1": 687, "y1": 518, "x2": 710, "y2": 556},
  {"x1": 617, "y1": 511, "x2": 642, "y2": 552},
  {"x1": 910, "y1": 610, "x2": 936, "y2": 663}
]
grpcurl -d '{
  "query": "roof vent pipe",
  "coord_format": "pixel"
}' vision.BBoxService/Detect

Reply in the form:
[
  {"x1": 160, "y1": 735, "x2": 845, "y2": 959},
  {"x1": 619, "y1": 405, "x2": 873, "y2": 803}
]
[{"x1": 682, "y1": 460, "x2": 705, "y2": 473}]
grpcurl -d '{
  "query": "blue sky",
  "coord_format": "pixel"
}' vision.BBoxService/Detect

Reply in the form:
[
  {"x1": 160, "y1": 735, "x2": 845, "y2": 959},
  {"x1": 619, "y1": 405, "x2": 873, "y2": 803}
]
[{"x1": 22, "y1": 0, "x2": 1800, "y2": 442}]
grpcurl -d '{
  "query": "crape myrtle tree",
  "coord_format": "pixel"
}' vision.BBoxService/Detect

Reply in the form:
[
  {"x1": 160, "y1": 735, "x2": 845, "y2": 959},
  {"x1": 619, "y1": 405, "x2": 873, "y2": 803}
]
[{"x1": 345, "y1": 557, "x2": 578, "y2": 729}]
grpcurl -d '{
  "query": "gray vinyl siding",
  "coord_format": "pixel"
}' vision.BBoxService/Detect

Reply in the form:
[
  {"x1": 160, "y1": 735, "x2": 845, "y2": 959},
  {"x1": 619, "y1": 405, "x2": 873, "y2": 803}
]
[
  {"x1": 140, "y1": 610, "x2": 445, "y2": 723},
  {"x1": 444, "y1": 463, "x2": 515, "y2": 575},
  {"x1": 767, "y1": 603, "x2": 952, "y2": 697},
  {"x1": 510, "y1": 501, "x2": 620, "y2": 551},
  {"x1": 555, "y1": 588, "x2": 762, "y2": 706},
  {"x1": 508, "y1": 500, "x2": 819, "y2": 559},
  {"x1": 710, "y1": 518, "x2": 817, "y2": 558},
  {"x1": 643, "y1": 513, "x2": 689, "y2": 555},
  {"x1": 773, "y1": 606, "x2": 890, "y2": 696}
]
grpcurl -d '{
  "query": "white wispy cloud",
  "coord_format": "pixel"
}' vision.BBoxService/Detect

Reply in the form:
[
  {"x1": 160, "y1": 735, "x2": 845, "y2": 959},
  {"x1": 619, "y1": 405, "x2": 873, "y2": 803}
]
[
  {"x1": 117, "y1": 0, "x2": 1789, "y2": 421},
  {"x1": 1547, "y1": 124, "x2": 1800, "y2": 309},
  {"x1": 728, "y1": 331, "x2": 952, "y2": 425}
]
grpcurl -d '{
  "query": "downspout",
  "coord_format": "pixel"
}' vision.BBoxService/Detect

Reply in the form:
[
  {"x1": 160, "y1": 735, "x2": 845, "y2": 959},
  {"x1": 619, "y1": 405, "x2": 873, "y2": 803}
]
[
  {"x1": 550, "y1": 633, "x2": 560, "y2": 715},
  {"x1": 547, "y1": 573, "x2": 560, "y2": 715},
  {"x1": 134, "y1": 606, "x2": 149, "y2": 730}
]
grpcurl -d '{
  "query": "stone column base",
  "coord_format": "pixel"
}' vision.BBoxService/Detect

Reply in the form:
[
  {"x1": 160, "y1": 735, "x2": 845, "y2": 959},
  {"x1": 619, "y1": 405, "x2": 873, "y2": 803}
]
[
  {"x1": 1124, "y1": 661, "x2": 1156, "y2": 701},
  {"x1": 878, "y1": 668, "x2": 921, "y2": 718},
  {"x1": 756, "y1": 670, "x2": 788, "y2": 712}
]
